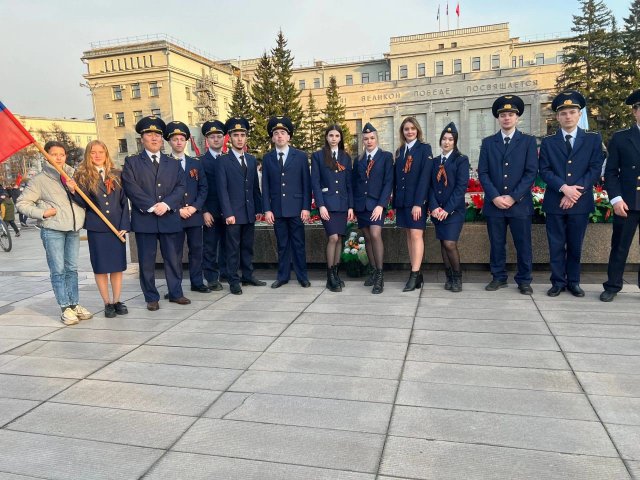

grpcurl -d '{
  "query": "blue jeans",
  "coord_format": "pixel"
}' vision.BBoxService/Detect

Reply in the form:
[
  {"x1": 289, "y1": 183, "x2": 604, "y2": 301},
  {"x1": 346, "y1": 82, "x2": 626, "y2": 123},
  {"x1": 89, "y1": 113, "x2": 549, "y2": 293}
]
[{"x1": 40, "y1": 228, "x2": 79, "y2": 308}]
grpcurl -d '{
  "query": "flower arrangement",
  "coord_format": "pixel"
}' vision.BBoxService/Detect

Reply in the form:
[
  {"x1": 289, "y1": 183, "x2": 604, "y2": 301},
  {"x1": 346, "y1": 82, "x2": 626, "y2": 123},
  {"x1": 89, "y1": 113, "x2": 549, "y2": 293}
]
[{"x1": 341, "y1": 231, "x2": 368, "y2": 277}]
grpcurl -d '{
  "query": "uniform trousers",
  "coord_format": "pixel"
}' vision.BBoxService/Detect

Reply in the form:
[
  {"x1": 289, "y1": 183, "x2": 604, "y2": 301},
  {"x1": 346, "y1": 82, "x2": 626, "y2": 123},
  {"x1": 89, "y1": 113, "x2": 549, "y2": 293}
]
[{"x1": 486, "y1": 216, "x2": 532, "y2": 285}]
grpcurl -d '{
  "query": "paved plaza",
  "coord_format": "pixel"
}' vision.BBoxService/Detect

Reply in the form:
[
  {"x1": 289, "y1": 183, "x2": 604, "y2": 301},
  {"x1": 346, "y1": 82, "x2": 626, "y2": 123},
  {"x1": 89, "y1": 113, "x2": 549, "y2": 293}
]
[{"x1": 0, "y1": 226, "x2": 639, "y2": 479}]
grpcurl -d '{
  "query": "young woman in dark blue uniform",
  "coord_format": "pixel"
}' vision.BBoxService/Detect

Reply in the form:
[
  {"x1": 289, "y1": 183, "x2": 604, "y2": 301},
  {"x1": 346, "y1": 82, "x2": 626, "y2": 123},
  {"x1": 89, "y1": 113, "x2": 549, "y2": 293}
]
[
  {"x1": 429, "y1": 122, "x2": 469, "y2": 292},
  {"x1": 74, "y1": 140, "x2": 130, "y2": 318},
  {"x1": 311, "y1": 124, "x2": 354, "y2": 292},
  {"x1": 393, "y1": 116, "x2": 434, "y2": 292},
  {"x1": 352, "y1": 122, "x2": 393, "y2": 294}
]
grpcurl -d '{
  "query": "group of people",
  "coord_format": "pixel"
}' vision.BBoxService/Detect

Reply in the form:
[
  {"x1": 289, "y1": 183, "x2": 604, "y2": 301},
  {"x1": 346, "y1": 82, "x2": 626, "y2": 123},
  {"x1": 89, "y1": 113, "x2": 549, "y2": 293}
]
[
  {"x1": 13, "y1": 87, "x2": 640, "y2": 324},
  {"x1": 0, "y1": 184, "x2": 27, "y2": 237}
]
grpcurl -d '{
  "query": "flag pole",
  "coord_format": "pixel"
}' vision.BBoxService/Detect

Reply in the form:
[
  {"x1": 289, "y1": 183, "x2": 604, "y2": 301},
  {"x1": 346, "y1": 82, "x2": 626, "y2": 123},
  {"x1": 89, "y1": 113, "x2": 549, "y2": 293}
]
[{"x1": 32, "y1": 141, "x2": 126, "y2": 243}]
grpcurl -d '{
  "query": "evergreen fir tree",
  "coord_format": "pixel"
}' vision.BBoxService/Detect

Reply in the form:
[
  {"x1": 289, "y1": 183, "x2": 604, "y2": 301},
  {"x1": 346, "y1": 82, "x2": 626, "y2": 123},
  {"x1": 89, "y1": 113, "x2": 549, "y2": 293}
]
[
  {"x1": 229, "y1": 77, "x2": 253, "y2": 124},
  {"x1": 622, "y1": 0, "x2": 640, "y2": 84},
  {"x1": 249, "y1": 52, "x2": 278, "y2": 157},
  {"x1": 322, "y1": 76, "x2": 353, "y2": 153},
  {"x1": 271, "y1": 30, "x2": 306, "y2": 149},
  {"x1": 301, "y1": 91, "x2": 323, "y2": 153}
]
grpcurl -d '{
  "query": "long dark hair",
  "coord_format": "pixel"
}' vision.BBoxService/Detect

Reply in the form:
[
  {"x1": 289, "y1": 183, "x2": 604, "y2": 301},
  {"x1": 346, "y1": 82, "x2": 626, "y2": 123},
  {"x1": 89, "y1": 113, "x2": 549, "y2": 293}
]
[
  {"x1": 323, "y1": 124, "x2": 345, "y2": 169},
  {"x1": 439, "y1": 129, "x2": 460, "y2": 156}
]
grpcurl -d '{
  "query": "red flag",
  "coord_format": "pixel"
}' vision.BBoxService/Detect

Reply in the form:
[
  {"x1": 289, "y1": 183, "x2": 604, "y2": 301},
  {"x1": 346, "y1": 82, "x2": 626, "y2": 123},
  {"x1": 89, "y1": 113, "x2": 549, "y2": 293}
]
[
  {"x1": 0, "y1": 101, "x2": 35, "y2": 163},
  {"x1": 190, "y1": 136, "x2": 201, "y2": 156},
  {"x1": 456, "y1": 3, "x2": 460, "y2": 16}
]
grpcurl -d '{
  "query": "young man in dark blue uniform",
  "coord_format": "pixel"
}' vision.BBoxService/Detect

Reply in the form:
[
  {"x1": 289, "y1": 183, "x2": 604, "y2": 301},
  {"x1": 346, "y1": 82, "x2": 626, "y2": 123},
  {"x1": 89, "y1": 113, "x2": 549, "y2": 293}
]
[
  {"x1": 601, "y1": 89, "x2": 640, "y2": 302},
  {"x1": 164, "y1": 121, "x2": 210, "y2": 295},
  {"x1": 478, "y1": 95, "x2": 538, "y2": 294},
  {"x1": 200, "y1": 120, "x2": 227, "y2": 291},
  {"x1": 262, "y1": 116, "x2": 312, "y2": 289},
  {"x1": 121, "y1": 116, "x2": 189, "y2": 310},
  {"x1": 216, "y1": 118, "x2": 264, "y2": 295},
  {"x1": 539, "y1": 91, "x2": 604, "y2": 297}
]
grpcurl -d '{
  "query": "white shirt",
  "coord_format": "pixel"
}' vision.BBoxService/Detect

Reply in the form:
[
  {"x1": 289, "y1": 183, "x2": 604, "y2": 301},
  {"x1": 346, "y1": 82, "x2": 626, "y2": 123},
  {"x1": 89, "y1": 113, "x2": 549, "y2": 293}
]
[
  {"x1": 145, "y1": 149, "x2": 161, "y2": 161},
  {"x1": 330, "y1": 148, "x2": 339, "y2": 158},
  {"x1": 276, "y1": 146, "x2": 290, "y2": 166},
  {"x1": 561, "y1": 128, "x2": 578, "y2": 148},
  {"x1": 501, "y1": 130, "x2": 516, "y2": 142},
  {"x1": 231, "y1": 149, "x2": 246, "y2": 166},
  {"x1": 95, "y1": 166, "x2": 105, "y2": 181},
  {"x1": 208, "y1": 148, "x2": 222, "y2": 158},
  {"x1": 365, "y1": 147, "x2": 378, "y2": 160},
  {"x1": 405, "y1": 140, "x2": 417, "y2": 155},
  {"x1": 172, "y1": 153, "x2": 186, "y2": 171},
  {"x1": 440, "y1": 151, "x2": 452, "y2": 163}
]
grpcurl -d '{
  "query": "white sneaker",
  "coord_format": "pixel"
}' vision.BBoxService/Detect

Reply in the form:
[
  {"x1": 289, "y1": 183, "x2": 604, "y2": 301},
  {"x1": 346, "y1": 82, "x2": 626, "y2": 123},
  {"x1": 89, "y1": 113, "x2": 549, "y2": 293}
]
[
  {"x1": 74, "y1": 305, "x2": 93, "y2": 320},
  {"x1": 61, "y1": 308, "x2": 79, "y2": 325}
]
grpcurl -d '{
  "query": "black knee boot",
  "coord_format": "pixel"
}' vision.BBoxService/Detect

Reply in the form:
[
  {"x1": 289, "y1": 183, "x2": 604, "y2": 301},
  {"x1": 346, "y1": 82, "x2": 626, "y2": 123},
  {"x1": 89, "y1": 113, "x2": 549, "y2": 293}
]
[
  {"x1": 372, "y1": 269, "x2": 384, "y2": 294},
  {"x1": 327, "y1": 267, "x2": 342, "y2": 292}
]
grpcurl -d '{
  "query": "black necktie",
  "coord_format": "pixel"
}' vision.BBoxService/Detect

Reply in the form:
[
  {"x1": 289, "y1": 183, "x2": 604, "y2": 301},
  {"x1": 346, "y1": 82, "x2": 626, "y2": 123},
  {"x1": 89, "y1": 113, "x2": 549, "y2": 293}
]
[
  {"x1": 278, "y1": 152, "x2": 284, "y2": 170},
  {"x1": 240, "y1": 154, "x2": 247, "y2": 175},
  {"x1": 441, "y1": 155, "x2": 446, "y2": 165},
  {"x1": 565, "y1": 134, "x2": 573, "y2": 155},
  {"x1": 332, "y1": 151, "x2": 337, "y2": 161},
  {"x1": 504, "y1": 137, "x2": 510, "y2": 148},
  {"x1": 98, "y1": 169, "x2": 105, "y2": 181},
  {"x1": 151, "y1": 154, "x2": 159, "y2": 171},
  {"x1": 367, "y1": 154, "x2": 372, "y2": 165}
]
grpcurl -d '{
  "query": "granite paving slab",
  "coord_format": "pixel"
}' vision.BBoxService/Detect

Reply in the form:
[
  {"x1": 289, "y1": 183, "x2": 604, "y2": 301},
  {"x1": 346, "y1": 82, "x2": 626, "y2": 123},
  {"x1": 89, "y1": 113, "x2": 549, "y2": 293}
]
[
  {"x1": 411, "y1": 330, "x2": 558, "y2": 351},
  {"x1": 283, "y1": 324, "x2": 410, "y2": 342},
  {"x1": 148, "y1": 331, "x2": 275, "y2": 351},
  {"x1": 0, "y1": 398, "x2": 39, "y2": 426},
  {"x1": 173, "y1": 418, "x2": 384, "y2": 473},
  {"x1": 0, "y1": 356, "x2": 107, "y2": 379},
  {"x1": 7, "y1": 402, "x2": 195, "y2": 449},
  {"x1": 566, "y1": 352, "x2": 640, "y2": 375},
  {"x1": 0, "y1": 374, "x2": 76, "y2": 401},
  {"x1": 120, "y1": 345, "x2": 260, "y2": 369},
  {"x1": 267, "y1": 336, "x2": 408, "y2": 359}
]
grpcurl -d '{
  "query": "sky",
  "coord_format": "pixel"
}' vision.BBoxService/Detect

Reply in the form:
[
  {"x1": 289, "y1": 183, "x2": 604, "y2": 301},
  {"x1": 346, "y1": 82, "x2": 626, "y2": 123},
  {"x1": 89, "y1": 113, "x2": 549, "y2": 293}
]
[{"x1": 0, "y1": 0, "x2": 632, "y2": 118}]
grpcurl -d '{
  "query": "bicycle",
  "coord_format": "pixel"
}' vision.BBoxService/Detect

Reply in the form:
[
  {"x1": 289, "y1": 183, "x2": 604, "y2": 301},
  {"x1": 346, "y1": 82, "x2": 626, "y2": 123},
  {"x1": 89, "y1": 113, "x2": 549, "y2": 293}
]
[{"x1": 0, "y1": 219, "x2": 12, "y2": 252}]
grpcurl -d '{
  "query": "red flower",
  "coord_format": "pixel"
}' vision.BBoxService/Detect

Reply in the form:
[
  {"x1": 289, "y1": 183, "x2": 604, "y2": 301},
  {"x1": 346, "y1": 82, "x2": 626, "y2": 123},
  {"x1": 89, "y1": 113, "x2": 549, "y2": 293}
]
[{"x1": 470, "y1": 194, "x2": 484, "y2": 209}]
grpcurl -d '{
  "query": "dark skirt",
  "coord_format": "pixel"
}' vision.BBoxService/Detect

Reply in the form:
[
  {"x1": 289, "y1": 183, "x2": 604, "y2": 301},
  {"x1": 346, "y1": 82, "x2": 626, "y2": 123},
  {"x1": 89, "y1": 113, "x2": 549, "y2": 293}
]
[
  {"x1": 356, "y1": 209, "x2": 386, "y2": 228},
  {"x1": 321, "y1": 211, "x2": 348, "y2": 236},
  {"x1": 434, "y1": 217, "x2": 464, "y2": 241},
  {"x1": 88, "y1": 231, "x2": 127, "y2": 274},
  {"x1": 396, "y1": 206, "x2": 427, "y2": 230}
]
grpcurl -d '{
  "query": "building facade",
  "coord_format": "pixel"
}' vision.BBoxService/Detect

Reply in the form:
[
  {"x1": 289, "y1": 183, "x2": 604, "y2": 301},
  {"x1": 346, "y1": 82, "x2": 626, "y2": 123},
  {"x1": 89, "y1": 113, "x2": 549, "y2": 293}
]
[
  {"x1": 83, "y1": 24, "x2": 568, "y2": 166},
  {"x1": 81, "y1": 35, "x2": 241, "y2": 165}
]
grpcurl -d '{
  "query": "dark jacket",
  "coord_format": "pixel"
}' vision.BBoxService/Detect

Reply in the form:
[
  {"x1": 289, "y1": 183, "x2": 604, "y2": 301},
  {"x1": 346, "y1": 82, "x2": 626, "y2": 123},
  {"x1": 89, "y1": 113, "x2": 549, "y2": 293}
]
[
  {"x1": 311, "y1": 149, "x2": 353, "y2": 212},
  {"x1": 352, "y1": 148, "x2": 394, "y2": 212},
  {"x1": 179, "y1": 155, "x2": 208, "y2": 228},
  {"x1": 604, "y1": 125, "x2": 640, "y2": 210},
  {"x1": 216, "y1": 151, "x2": 263, "y2": 224},
  {"x1": 428, "y1": 150, "x2": 470, "y2": 221},
  {"x1": 393, "y1": 141, "x2": 433, "y2": 208},
  {"x1": 262, "y1": 147, "x2": 311, "y2": 217},
  {"x1": 74, "y1": 171, "x2": 131, "y2": 232}
]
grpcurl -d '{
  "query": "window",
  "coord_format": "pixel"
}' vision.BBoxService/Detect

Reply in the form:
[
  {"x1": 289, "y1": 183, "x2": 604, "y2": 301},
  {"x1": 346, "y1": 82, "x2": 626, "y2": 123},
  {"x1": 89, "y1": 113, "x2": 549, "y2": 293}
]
[
  {"x1": 491, "y1": 54, "x2": 500, "y2": 70},
  {"x1": 471, "y1": 57, "x2": 481, "y2": 71},
  {"x1": 116, "y1": 112, "x2": 125, "y2": 127},
  {"x1": 438, "y1": 43, "x2": 445, "y2": 49},
  {"x1": 399, "y1": 65, "x2": 408, "y2": 79},
  {"x1": 378, "y1": 71, "x2": 390, "y2": 81},
  {"x1": 131, "y1": 83, "x2": 141, "y2": 99},
  {"x1": 135, "y1": 138, "x2": 143, "y2": 153},
  {"x1": 512, "y1": 56, "x2": 517, "y2": 68},
  {"x1": 417, "y1": 63, "x2": 426, "y2": 77},
  {"x1": 361, "y1": 73, "x2": 369, "y2": 84},
  {"x1": 187, "y1": 111, "x2": 193, "y2": 124},
  {"x1": 346, "y1": 75, "x2": 353, "y2": 86},
  {"x1": 118, "y1": 139, "x2": 128, "y2": 153},
  {"x1": 112, "y1": 85, "x2": 123, "y2": 101},
  {"x1": 133, "y1": 110, "x2": 143, "y2": 124},
  {"x1": 535, "y1": 53, "x2": 544, "y2": 65},
  {"x1": 75, "y1": 136, "x2": 81, "y2": 144},
  {"x1": 313, "y1": 78, "x2": 321, "y2": 89},
  {"x1": 185, "y1": 86, "x2": 191, "y2": 100},
  {"x1": 299, "y1": 79, "x2": 305, "y2": 90},
  {"x1": 435, "y1": 61, "x2": 444, "y2": 76},
  {"x1": 151, "y1": 108, "x2": 161, "y2": 116},
  {"x1": 453, "y1": 59, "x2": 462, "y2": 74},
  {"x1": 519, "y1": 55, "x2": 524, "y2": 67},
  {"x1": 451, "y1": 42, "x2": 458, "y2": 48},
  {"x1": 149, "y1": 81, "x2": 159, "y2": 97},
  {"x1": 556, "y1": 51, "x2": 564, "y2": 64}
]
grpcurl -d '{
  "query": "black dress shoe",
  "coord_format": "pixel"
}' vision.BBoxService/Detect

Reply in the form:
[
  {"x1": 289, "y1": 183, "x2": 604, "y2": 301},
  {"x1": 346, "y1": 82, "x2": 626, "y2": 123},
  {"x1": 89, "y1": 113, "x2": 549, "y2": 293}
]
[
  {"x1": 207, "y1": 280, "x2": 223, "y2": 291},
  {"x1": 547, "y1": 285, "x2": 565, "y2": 297},
  {"x1": 518, "y1": 284, "x2": 533, "y2": 295},
  {"x1": 567, "y1": 284, "x2": 585, "y2": 297},
  {"x1": 485, "y1": 279, "x2": 508, "y2": 291},
  {"x1": 169, "y1": 296, "x2": 191, "y2": 305},
  {"x1": 230, "y1": 283, "x2": 243, "y2": 295},
  {"x1": 163, "y1": 293, "x2": 170, "y2": 300},
  {"x1": 104, "y1": 304, "x2": 116, "y2": 318},
  {"x1": 298, "y1": 280, "x2": 311, "y2": 288},
  {"x1": 600, "y1": 290, "x2": 616, "y2": 302},
  {"x1": 271, "y1": 280, "x2": 288, "y2": 289},
  {"x1": 191, "y1": 285, "x2": 211, "y2": 293},
  {"x1": 242, "y1": 277, "x2": 266, "y2": 286},
  {"x1": 147, "y1": 301, "x2": 159, "y2": 311},
  {"x1": 114, "y1": 302, "x2": 128, "y2": 315}
]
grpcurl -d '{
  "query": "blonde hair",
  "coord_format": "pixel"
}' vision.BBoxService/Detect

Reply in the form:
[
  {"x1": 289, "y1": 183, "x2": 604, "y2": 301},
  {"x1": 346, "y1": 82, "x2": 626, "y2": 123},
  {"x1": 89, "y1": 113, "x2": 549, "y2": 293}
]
[
  {"x1": 398, "y1": 116, "x2": 425, "y2": 151},
  {"x1": 74, "y1": 140, "x2": 120, "y2": 194}
]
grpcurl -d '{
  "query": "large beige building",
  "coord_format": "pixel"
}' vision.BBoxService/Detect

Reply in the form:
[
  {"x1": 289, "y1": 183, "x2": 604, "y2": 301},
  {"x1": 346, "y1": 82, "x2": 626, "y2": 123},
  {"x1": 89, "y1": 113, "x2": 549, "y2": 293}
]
[
  {"x1": 81, "y1": 35, "x2": 241, "y2": 165},
  {"x1": 15, "y1": 115, "x2": 97, "y2": 147},
  {"x1": 83, "y1": 24, "x2": 568, "y2": 166}
]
